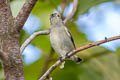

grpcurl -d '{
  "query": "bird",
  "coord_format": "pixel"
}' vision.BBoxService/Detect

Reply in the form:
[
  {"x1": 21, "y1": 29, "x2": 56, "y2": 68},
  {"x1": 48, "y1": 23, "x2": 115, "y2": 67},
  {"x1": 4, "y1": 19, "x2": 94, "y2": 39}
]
[{"x1": 50, "y1": 13, "x2": 82, "y2": 67}]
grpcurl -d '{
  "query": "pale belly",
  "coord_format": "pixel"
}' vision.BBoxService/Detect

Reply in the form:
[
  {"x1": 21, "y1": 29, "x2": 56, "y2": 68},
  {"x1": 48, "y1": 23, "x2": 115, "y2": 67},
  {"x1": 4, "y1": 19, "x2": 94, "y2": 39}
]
[{"x1": 50, "y1": 28, "x2": 74, "y2": 57}]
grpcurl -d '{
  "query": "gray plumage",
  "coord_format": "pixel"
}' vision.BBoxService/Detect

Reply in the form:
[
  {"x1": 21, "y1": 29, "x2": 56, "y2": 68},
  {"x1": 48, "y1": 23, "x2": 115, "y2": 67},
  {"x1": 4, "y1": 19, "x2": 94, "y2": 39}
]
[{"x1": 50, "y1": 13, "x2": 82, "y2": 63}]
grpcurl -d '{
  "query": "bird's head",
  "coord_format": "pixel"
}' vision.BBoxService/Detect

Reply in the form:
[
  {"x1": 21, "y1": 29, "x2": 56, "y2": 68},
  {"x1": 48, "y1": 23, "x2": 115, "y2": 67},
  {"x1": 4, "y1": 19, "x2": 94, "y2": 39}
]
[{"x1": 50, "y1": 13, "x2": 63, "y2": 25}]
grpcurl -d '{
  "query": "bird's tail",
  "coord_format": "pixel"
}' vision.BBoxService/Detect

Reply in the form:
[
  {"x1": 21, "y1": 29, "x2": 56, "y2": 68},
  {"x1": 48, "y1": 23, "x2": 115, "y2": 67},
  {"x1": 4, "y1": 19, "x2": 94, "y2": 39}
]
[{"x1": 70, "y1": 55, "x2": 82, "y2": 64}]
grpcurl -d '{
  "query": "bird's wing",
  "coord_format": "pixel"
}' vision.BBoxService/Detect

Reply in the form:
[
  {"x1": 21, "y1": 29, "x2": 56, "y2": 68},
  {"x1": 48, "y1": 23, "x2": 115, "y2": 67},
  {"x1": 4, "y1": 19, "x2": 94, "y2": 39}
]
[{"x1": 64, "y1": 26, "x2": 76, "y2": 49}]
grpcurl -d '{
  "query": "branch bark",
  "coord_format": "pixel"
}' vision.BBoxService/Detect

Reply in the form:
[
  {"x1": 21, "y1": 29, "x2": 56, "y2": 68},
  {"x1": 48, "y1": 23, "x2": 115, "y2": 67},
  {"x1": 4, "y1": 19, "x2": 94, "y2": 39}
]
[
  {"x1": 39, "y1": 35, "x2": 120, "y2": 80},
  {"x1": 63, "y1": 0, "x2": 78, "y2": 24},
  {"x1": 14, "y1": 0, "x2": 38, "y2": 32},
  {"x1": 20, "y1": 29, "x2": 50, "y2": 53},
  {"x1": 0, "y1": 0, "x2": 24, "y2": 80}
]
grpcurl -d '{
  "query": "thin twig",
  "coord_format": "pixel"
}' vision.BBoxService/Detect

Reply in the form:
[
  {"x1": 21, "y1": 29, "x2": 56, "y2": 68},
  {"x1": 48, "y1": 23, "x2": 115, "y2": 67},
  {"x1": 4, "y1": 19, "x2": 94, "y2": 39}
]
[
  {"x1": 39, "y1": 35, "x2": 120, "y2": 80},
  {"x1": 63, "y1": 0, "x2": 78, "y2": 24},
  {"x1": 14, "y1": 0, "x2": 38, "y2": 31},
  {"x1": 60, "y1": 0, "x2": 68, "y2": 16},
  {"x1": 39, "y1": 48, "x2": 54, "y2": 79},
  {"x1": 20, "y1": 29, "x2": 50, "y2": 53}
]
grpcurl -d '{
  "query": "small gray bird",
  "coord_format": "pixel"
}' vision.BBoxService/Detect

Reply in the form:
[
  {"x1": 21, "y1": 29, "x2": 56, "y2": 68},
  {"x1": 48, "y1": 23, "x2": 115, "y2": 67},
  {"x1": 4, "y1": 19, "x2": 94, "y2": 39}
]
[{"x1": 50, "y1": 13, "x2": 82, "y2": 64}]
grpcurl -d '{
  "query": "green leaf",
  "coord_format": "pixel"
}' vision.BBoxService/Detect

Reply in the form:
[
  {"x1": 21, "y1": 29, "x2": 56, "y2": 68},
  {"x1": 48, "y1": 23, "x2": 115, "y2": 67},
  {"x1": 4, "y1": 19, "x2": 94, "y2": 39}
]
[
  {"x1": 116, "y1": 47, "x2": 120, "y2": 63},
  {"x1": 74, "y1": 0, "x2": 114, "y2": 20},
  {"x1": 32, "y1": 35, "x2": 51, "y2": 53},
  {"x1": 32, "y1": 1, "x2": 54, "y2": 29},
  {"x1": 20, "y1": 30, "x2": 30, "y2": 46},
  {"x1": 24, "y1": 56, "x2": 45, "y2": 80}
]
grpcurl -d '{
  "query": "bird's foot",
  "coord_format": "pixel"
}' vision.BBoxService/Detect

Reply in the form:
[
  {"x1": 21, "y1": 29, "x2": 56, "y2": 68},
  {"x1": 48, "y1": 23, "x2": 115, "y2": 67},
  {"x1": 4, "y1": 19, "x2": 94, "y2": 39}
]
[
  {"x1": 65, "y1": 51, "x2": 70, "y2": 58},
  {"x1": 59, "y1": 57, "x2": 63, "y2": 62}
]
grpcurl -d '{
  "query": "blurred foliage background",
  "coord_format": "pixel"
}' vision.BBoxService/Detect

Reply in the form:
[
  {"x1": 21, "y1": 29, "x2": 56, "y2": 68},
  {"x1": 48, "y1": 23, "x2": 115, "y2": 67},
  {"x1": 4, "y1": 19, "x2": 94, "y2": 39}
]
[{"x1": 0, "y1": 0, "x2": 120, "y2": 80}]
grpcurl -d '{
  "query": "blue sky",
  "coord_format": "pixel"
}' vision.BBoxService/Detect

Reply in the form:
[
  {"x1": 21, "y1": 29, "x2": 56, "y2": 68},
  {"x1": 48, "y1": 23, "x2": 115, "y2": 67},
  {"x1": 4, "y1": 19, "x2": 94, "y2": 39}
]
[
  {"x1": 76, "y1": 2, "x2": 120, "y2": 51},
  {"x1": 23, "y1": 44, "x2": 42, "y2": 65},
  {"x1": 22, "y1": 15, "x2": 42, "y2": 65}
]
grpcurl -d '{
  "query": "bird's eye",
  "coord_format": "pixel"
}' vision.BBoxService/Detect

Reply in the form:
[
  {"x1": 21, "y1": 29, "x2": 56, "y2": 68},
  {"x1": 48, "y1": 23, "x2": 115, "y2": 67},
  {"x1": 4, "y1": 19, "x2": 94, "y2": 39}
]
[{"x1": 57, "y1": 15, "x2": 60, "y2": 17}]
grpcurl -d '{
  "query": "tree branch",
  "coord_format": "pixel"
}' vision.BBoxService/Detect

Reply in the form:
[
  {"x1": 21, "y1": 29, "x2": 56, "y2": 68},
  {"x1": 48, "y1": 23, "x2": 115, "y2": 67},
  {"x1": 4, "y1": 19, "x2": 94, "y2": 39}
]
[
  {"x1": 39, "y1": 48, "x2": 54, "y2": 79},
  {"x1": 14, "y1": 0, "x2": 38, "y2": 31},
  {"x1": 20, "y1": 29, "x2": 50, "y2": 53},
  {"x1": 20, "y1": 0, "x2": 77, "y2": 53},
  {"x1": 63, "y1": 0, "x2": 78, "y2": 24},
  {"x1": 39, "y1": 35, "x2": 120, "y2": 80},
  {"x1": 0, "y1": 0, "x2": 24, "y2": 79},
  {"x1": 60, "y1": 0, "x2": 68, "y2": 16}
]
